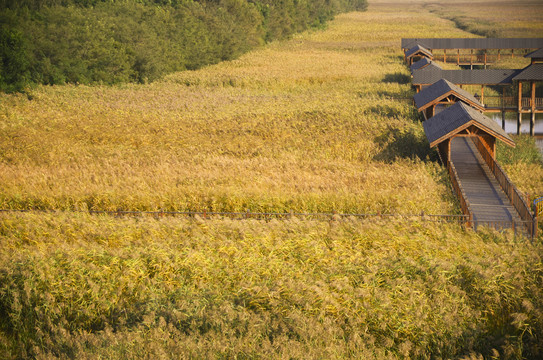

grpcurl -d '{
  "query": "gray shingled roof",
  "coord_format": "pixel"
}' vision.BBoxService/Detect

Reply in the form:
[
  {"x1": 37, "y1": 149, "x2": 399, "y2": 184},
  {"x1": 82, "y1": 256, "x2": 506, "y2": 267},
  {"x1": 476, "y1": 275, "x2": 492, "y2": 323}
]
[
  {"x1": 526, "y1": 48, "x2": 543, "y2": 58},
  {"x1": 412, "y1": 69, "x2": 521, "y2": 86},
  {"x1": 413, "y1": 79, "x2": 484, "y2": 111},
  {"x1": 423, "y1": 102, "x2": 514, "y2": 147},
  {"x1": 410, "y1": 58, "x2": 442, "y2": 72},
  {"x1": 402, "y1": 38, "x2": 543, "y2": 50},
  {"x1": 405, "y1": 45, "x2": 433, "y2": 59},
  {"x1": 512, "y1": 63, "x2": 543, "y2": 80}
]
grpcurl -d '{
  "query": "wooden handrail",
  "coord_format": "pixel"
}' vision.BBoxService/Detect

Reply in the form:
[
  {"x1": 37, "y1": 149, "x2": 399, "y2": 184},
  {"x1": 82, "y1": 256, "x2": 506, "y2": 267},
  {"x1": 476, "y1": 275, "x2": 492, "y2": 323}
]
[
  {"x1": 471, "y1": 137, "x2": 537, "y2": 237},
  {"x1": 482, "y1": 96, "x2": 516, "y2": 109},
  {"x1": 447, "y1": 158, "x2": 473, "y2": 227},
  {"x1": 481, "y1": 96, "x2": 543, "y2": 109}
]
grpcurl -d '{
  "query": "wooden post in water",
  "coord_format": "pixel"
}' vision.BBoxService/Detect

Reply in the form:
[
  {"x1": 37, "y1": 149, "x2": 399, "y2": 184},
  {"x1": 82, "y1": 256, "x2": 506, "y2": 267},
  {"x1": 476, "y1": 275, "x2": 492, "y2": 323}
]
[
  {"x1": 502, "y1": 111, "x2": 506, "y2": 131},
  {"x1": 531, "y1": 81, "x2": 536, "y2": 136},
  {"x1": 518, "y1": 81, "x2": 523, "y2": 135}
]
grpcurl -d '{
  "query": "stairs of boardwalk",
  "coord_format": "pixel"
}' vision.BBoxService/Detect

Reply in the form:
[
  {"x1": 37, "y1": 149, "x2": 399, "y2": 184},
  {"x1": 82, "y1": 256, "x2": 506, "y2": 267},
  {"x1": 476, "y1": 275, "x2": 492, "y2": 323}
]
[{"x1": 449, "y1": 137, "x2": 524, "y2": 230}]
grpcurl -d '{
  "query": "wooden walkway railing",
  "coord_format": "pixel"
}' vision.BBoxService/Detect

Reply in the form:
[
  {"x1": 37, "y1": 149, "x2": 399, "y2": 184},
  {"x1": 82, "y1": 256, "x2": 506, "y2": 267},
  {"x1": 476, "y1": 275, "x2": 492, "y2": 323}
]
[
  {"x1": 447, "y1": 158, "x2": 473, "y2": 227},
  {"x1": 471, "y1": 137, "x2": 538, "y2": 237}
]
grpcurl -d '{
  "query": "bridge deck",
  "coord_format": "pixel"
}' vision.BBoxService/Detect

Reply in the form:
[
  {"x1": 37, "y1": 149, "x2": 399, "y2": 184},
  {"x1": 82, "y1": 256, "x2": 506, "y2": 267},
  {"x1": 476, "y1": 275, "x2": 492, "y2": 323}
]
[{"x1": 449, "y1": 137, "x2": 522, "y2": 224}]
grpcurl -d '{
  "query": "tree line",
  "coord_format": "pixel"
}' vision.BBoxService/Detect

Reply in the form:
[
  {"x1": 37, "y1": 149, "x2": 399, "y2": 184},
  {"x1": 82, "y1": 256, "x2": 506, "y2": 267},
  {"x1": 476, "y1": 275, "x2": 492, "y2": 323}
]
[{"x1": 0, "y1": 0, "x2": 367, "y2": 92}]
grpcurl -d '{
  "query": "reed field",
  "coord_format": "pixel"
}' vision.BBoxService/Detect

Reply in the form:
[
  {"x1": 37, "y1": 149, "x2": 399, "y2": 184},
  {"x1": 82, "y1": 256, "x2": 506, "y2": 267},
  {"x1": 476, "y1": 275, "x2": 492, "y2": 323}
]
[
  {"x1": 1, "y1": 0, "x2": 543, "y2": 358},
  {"x1": 1, "y1": 212, "x2": 543, "y2": 359}
]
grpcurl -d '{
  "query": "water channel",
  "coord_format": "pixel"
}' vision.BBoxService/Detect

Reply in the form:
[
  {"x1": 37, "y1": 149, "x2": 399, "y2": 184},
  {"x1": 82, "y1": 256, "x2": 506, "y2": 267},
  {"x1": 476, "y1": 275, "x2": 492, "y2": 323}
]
[{"x1": 487, "y1": 112, "x2": 543, "y2": 154}]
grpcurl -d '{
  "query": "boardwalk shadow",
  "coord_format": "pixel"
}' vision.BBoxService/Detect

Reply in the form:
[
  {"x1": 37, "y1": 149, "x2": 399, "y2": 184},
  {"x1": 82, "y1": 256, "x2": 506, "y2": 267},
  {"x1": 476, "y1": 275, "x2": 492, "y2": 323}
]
[
  {"x1": 382, "y1": 72, "x2": 411, "y2": 84},
  {"x1": 373, "y1": 128, "x2": 437, "y2": 162},
  {"x1": 365, "y1": 104, "x2": 400, "y2": 117}
]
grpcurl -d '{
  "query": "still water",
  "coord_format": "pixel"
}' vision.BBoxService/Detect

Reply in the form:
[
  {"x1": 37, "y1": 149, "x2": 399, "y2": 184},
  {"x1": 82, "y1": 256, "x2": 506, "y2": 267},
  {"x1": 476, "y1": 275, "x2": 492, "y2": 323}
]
[{"x1": 488, "y1": 112, "x2": 543, "y2": 154}]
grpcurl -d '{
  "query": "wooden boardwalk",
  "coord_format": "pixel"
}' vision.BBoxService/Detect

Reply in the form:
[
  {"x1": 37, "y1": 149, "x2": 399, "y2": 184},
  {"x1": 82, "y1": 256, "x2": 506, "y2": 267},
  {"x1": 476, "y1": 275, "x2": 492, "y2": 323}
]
[{"x1": 449, "y1": 137, "x2": 523, "y2": 226}]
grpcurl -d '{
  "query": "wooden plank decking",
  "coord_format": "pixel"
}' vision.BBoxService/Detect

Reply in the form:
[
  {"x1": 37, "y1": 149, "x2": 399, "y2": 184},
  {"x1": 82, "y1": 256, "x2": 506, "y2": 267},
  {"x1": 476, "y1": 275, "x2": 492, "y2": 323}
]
[{"x1": 449, "y1": 137, "x2": 523, "y2": 226}]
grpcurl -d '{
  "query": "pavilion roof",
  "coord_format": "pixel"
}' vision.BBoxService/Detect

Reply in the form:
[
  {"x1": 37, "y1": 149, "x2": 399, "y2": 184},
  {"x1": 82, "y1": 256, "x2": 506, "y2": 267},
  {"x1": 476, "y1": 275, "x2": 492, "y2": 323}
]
[
  {"x1": 405, "y1": 45, "x2": 433, "y2": 59},
  {"x1": 512, "y1": 63, "x2": 543, "y2": 81},
  {"x1": 402, "y1": 38, "x2": 543, "y2": 50},
  {"x1": 413, "y1": 78, "x2": 484, "y2": 112},
  {"x1": 423, "y1": 102, "x2": 514, "y2": 148},
  {"x1": 412, "y1": 69, "x2": 520, "y2": 86},
  {"x1": 525, "y1": 48, "x2": 543, "y2": 58},
  {"x1": 410, "y1": 58, "x2": 442, "y2": 72}
]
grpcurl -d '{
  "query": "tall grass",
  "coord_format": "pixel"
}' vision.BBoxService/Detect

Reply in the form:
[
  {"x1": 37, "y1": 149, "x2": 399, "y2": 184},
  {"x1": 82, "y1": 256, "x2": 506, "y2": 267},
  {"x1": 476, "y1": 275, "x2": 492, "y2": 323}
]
[
  {"x1": 0, "y1": 10, "x2": 472, "y2": 214},
  {"x1": 1, "y1": 212, "x2": 542, "y2": 359},
  {"x1": 424, "y1": 0, "x2": 543, "y2": 38},
  {"x1": 2, "y1": 0, "x2": 543, "y2": 358}
]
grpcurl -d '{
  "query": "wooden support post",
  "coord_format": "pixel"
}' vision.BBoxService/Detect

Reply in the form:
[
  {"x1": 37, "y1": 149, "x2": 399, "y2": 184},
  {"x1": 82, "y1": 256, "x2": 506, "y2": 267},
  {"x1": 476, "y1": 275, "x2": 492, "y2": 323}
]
[
  {"x1": 502, "y1": 111, "x2": 506, "y2": 130},
  {"x1": 481, "y1": 85, "x2": 485, "y2": 105},
  {"x1": 457, "y1": 49, "x2": 460, "y2": 65},
  {"x1": 484, "y1": 50, "x2": 487, "y2": 69},
  {"x1": 512, "y1": 48, "x2": 514, "y2": 58},
  {"x1": 518, "y1": 81, "x2": 523, "y2": 110},
  {"x1": 448, "y1": 139, "x2": 451, "y2": 163},
  {"x1": 531, "y1": 81, "x2": 536, "y2": 136},
  {"x1": 498, "y1": 49, "x2": 501, "y2": 61},
  {"x1": 518, "y1": 81, "x2": 522, "y2": 135},
  {"x1": 470, "y1": 49, "x2": 473, "y2": 69},
  {"x1": 531, "y1": 112, "x2": 536, "y2": 136},
  {"x1": 444, "y1": 49, "x2": 447, "y2": 63}
]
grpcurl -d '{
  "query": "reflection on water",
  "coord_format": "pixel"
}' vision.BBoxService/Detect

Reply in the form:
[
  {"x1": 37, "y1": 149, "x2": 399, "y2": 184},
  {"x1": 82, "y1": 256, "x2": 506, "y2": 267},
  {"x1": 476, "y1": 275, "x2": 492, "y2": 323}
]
[
  {"x1": 536, "y1": 139, "x2": 543, "y2": 155},
  {"x1": 487, "y1": 112, "x2": 543, "y2": 135},
  {"x1": 487, "y1": 112, "x2": 543, "y2": 154}
]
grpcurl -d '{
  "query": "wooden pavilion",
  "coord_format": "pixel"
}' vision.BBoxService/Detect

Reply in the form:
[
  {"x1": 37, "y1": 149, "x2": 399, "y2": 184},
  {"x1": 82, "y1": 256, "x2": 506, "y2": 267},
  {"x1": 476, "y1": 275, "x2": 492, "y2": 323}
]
[
  {"x1": 512, "y1": 62, "x2": 543, "y2": 135},
  {"x1": 405, "y1": 45, "x2": 433, "y2": 66},
  {"x1": 423, "y1": 102, "x2": 515, "y2": 164},
  {"x1": 410, "y1": 58, "x2": 442, "y2": 73},
  {"x1": 413, "y1": 78, "x2": 484, "y2": 120},
  {"x1": 526, "y1": 48, "x2": 543, "y2": 64},
  {"x1": 411, "y1": 65, "x2": 543, "y2": 134},
  {"x1": 402, "y1": 38, "x2": 543, "y2": 68}
]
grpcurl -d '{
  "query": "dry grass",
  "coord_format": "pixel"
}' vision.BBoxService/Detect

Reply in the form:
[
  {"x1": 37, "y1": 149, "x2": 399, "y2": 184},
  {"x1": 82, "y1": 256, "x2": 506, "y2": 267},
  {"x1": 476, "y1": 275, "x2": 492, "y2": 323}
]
[
  {"x1": 1, "y1": 211, "x2": 542, "y2": 359},
  {"x1": 422, "y1": 0, "x2": 543, "y2": 38},
  {"x1": 0, "y1": 10, "x2": 471, "y2": 214},
  {"x1": 2, "y1": 1, "x2": 543, "y2": 359}
]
